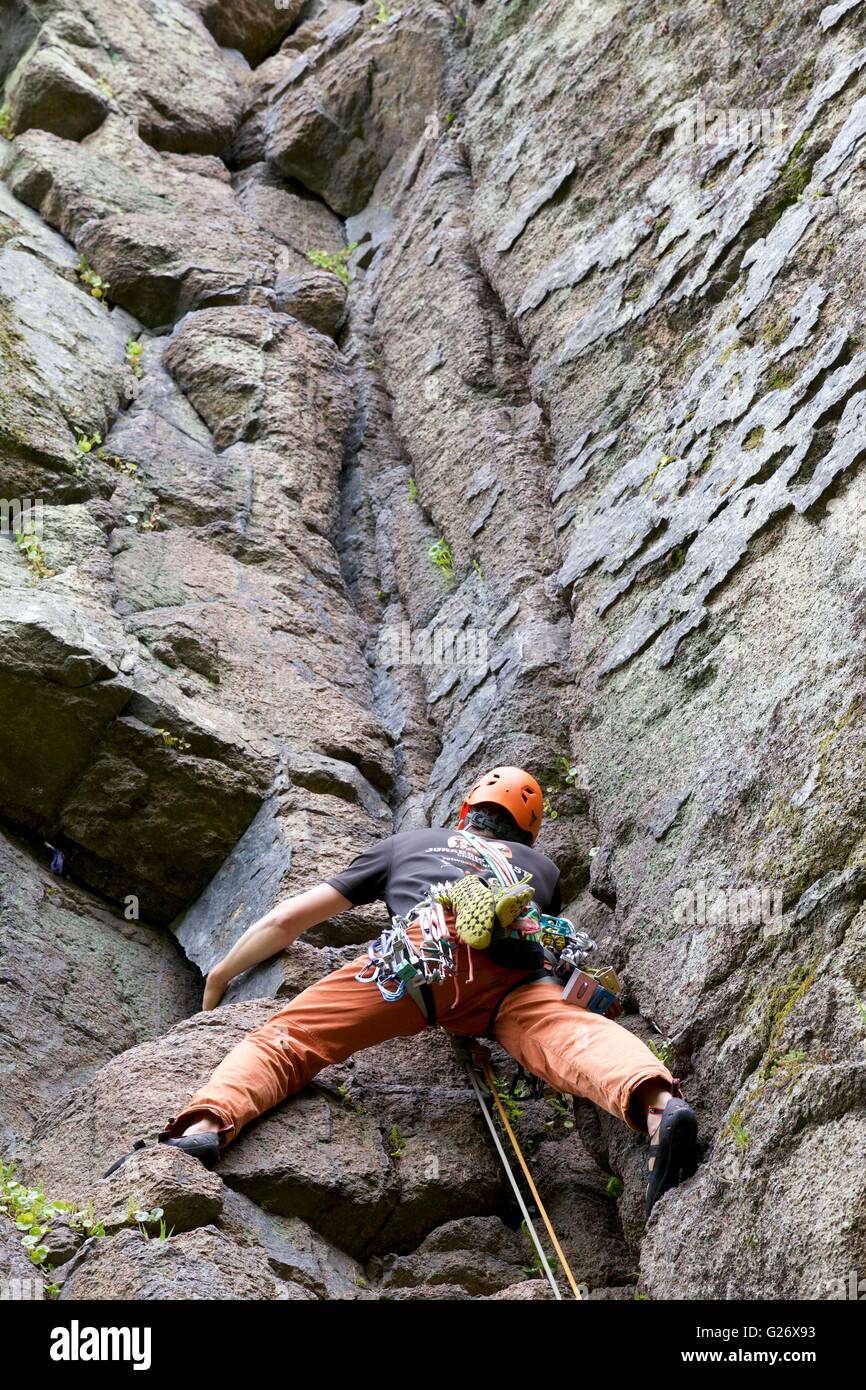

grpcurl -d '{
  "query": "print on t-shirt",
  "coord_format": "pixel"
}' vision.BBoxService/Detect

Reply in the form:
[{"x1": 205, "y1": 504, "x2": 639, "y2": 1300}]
[{"x1": 326, "y1": 827, "x2": 562, "y2": 920}]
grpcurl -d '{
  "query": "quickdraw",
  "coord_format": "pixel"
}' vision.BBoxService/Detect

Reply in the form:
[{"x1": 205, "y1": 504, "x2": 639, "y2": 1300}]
[{"x1": 355, "y1": 897, "x2": 456, "y2": 1003}]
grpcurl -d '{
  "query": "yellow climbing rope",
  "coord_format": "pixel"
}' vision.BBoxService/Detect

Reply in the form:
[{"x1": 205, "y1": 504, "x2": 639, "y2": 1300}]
[{"x1": 480, "y1": 1057, "x2": 583, "y2": 1302}]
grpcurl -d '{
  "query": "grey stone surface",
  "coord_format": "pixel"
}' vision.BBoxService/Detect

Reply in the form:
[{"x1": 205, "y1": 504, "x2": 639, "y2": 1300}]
[
  {"x1": 0, "y1": 829, "x2": 198, "y2": 1150},
  {"x1": 4, "y1": 0, "x2": 866, "y2": 1303},
  {"x1": 57, "y1": 1225, "x2": 315, "y2": 1300}
]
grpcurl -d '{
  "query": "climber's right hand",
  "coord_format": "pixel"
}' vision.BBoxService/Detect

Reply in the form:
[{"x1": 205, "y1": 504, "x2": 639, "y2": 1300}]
[{"x1": 197, "y1": 885, "x2": 353, "y2": 1014}]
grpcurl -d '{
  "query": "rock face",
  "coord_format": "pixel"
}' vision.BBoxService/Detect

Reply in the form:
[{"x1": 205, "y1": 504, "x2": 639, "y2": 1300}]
[
  {"x1": 2, "y1": 0, "x2": 866, "y2": 1302},
  {"x1": 0, "y1": 831, "x2": 198, "y2": 1150},
  {"x1": 57, "y1": 1225, "x2": 316, "y2": 1300}
]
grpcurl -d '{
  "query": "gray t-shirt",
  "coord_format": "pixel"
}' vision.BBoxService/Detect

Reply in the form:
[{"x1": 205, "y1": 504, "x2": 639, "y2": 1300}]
[{"x1": 326, "y1": 827, "x2": 562, "y2": 919}]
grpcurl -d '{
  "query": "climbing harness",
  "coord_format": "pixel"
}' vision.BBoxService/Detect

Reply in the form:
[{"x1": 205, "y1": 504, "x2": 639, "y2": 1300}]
[
  {"x1": 355, "y1": 827, "x2": 622, "y2": 1019},
  {"x1": 451, "y1": 1036, "x2": 583, "y2": 1301}
]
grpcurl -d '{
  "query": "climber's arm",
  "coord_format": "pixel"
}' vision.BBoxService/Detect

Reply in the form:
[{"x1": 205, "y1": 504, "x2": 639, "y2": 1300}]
[{"x1": 202, "y1": 883, "x2": 352, "y2": 1010}]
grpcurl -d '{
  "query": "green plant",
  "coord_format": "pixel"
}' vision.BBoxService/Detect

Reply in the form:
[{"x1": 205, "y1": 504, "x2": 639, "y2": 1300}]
[
  {"x1": 0, "y1": 1164, "x2": 114, "y2": 1271},
  {"x1": 96, "y1": 446, "x2": 138, "y2": 478},
  {"x1": 544, "y1": 1091, "x2": 573, "y2": 1133},
  {"x1": 134, "y1": 1207, "x2": 170, "y2": 1240},
  {"x1": 762, "y1": 964, "x2": 817, "y2": 1075},
  {"x1": 0, "y1": 1162, "x2": 66, "y2": 1269},
  {"x1": 75, "y1": 428, "x2": 102, "y2": 455},
  {"x1": 766, "y1": 1049, "x2": 808, "y2": 1081},
  {"x1": 387, "y1": 1124, "x2": 405, "y2": 1160},
  {"x1": 490, "y1": 1073, "x2": 526, "y2": 1134},
  {"x1": 718, "y1": 339, "x2": 747, "y2": 366},
  {"x1": 0, "y1": 103, "x2": 13, "y2": 140},
  {"x1": 471, "y1": 558, "x2": 483, "y2": 577},
  {"x1": 139, "y1": 502, "x2": 161, "y2": 532},
  {"x1": 125, "y1": 339, "x2": 144, "y2": 378},
  {"x1": 540, "y1": 757, "x2": 585, "y2": 825},
  {"x1": 371, "y1": 1, "x2": 392, "y2": 24},
  {"x1": 15, "y1": 527, "x2": 55, "y2": 581},
  {"x1": 76, "y1": 255, "x2": 110, "y2": 301},
  {"x1": 68, "y1": 1199, "x2": 106, "y2": 1239},
  {"x1": 428, "y1": 536, "x2": 455, "y2": 585},
  {"x1": 304, "y1": 242, "x2": 359, "y2": 286},
  {"x1": 337, "y1": 1083, "x2": 366, "y2": 1115},
  {"x1": 520, "y1": 1220, "x2": 558, "y2": 1279},
  {"x1": 408, "y1": 477, "x2": 419, "y2": 502},
  {"x1": 123, "y1": 1197, "x2": 169, "y2": 1239},
  {"x1": 336, "y1": 1083, "x2": 365, "y2": 1113},
  {"x1": 76, "y1": 430, "x2": 138, "y2": 479},
  {"x1": 648, "y1": 1037, "x2": 675, "y2": 1071},
  {"x1": 855, "y1": 991, "x2": 866, "y2": 1036},
  {"x1": 606, "y1": 1174, "x2": 624, "y2": 1200},
  {"x1": 777, "y1": 133, "x2": 812, "y2": 206},
  {"x1": 156, "y1": 727, "x2": 191, "y2": 753},
  {"x1": 728, "y1": 1111, "x2": 749, "y2": 1150},
  {"x1": 762, "y1": 315, "x2": 791, "y2": 348},
  {"x1": 642, "y1": 451, "x2": 675, "y2": 493}
]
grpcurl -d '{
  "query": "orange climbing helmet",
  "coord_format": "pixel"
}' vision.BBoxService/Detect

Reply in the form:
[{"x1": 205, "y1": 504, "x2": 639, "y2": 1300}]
[{"x1": 457, "y1": 765, "x2": 544, "y2": 844}]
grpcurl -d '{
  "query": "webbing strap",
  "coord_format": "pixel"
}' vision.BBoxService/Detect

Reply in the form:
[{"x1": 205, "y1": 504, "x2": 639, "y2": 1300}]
[
  {"x1": 457, "y1": 830, "x2": 520, "y2": 887},
  {"x1": 408, "y1": 981, "x2": 437, "y2": 1026}
]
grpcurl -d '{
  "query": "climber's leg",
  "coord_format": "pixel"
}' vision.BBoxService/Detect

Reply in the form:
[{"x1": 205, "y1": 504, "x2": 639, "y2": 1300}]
[
  {"x1": 491, "y1": 980, "x2": 673, "y2": 1132},
  {"x1": 164, "y1": 953, "x2": 428, "y2": 1146}
]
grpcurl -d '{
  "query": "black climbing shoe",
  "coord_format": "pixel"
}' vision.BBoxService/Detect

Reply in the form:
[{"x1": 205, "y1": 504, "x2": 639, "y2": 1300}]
[
  {"x1": 101, "y1": 1132, "x2": 221, "y2": 1180},
  {"x1": 645, "y1": 1098, "x2": 698, "y2": 1218}
]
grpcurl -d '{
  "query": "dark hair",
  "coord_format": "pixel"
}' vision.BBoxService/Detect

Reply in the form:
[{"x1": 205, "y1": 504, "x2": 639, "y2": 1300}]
[{"x1": 464, "y1": 803, "x2": 533, "y2": 847}]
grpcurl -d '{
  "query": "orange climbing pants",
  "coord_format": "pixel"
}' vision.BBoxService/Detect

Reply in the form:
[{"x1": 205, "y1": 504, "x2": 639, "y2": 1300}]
[{"x1": 165, "y1": 921, "x2": 672, "y2": 1145}]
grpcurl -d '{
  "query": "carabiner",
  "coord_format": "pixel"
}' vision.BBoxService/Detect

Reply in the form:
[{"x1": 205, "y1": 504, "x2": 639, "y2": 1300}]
[{"x1": 377, "y1": 976, "x2": 406, "y2": 1002}]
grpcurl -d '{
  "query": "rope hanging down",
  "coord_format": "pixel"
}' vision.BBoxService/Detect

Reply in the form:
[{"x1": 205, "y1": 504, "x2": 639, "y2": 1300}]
[{"x1": 451, "y1": 1037, "x2": 583, "y2": 1302}]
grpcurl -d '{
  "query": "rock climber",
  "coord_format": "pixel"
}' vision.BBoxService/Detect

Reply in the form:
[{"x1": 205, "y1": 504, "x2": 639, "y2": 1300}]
[{"x1": 110, "y1": 767, "x2": 698, "y2": 1217}]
